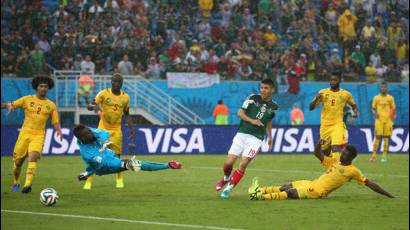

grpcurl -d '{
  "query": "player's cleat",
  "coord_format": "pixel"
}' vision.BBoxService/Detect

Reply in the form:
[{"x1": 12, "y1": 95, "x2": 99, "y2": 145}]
[
  {"x1": 21, "y1": 185, "x2": 32, "y2": 194},
  {"x1": 248, "y1": 177, "x2": 260, "y2": 196},
  {"x1": 11, "y1": 184, "x2": 20, "y2": 192},
  {"x1": 381, "y1": 157, "x2": 387, "y2": 163},
  {"x1": 116, "y1": 179, "x2": 124, "y2": 188},
  {"x1": 215, "y1": 178, "x2": 228, "y2": 191},
  {"x1": 220, "y1": 189, "x2": 230, "y2": 199},
  {"x1": 168, "y1": 160, "x2": 182, "y2": 169},
  {"x1": 83, "y1": 181, "x2": 92, "y2": 190},
  {"x1": 369, "y1": 156, "x2": 376, "y2": 162}
]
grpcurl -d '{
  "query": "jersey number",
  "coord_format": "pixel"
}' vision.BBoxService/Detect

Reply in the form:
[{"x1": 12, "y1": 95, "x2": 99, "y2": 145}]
[
  {"x1": 113, "y1": 104, "x2": 119, "y2": 111},
  {"x1": 256, "y1": 112, "x2": 264, "y2": 119},
  {"x1": 331, "y1": 99, "x2": 336, "y2": 106},
  {"x1": 37, "y1": 107, "x2": 41, "y2": 114}
]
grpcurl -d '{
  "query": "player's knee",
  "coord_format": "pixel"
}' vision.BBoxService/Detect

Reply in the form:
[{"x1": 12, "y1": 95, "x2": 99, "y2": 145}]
[
  {"x1": 14, "y1": 159, "x2": 24, "y2": 167},
  {"x1": 280, "y1": 183, "x2": 292, "y2": 191},
  {"x1": 286, "y1": 189, "x2": 299, "y2": 199},
  {"x1": 28, "y1": 152, "x2": 40, "y2": 162}
]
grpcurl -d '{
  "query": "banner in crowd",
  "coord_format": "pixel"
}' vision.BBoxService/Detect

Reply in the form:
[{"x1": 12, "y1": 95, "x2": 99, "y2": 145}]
[
  {"x1": 166, "y1": 72, "x2": 220, "y2": 88},
  {"x1": 1, "y1": 126, "x2": 408, "y2": 155}
]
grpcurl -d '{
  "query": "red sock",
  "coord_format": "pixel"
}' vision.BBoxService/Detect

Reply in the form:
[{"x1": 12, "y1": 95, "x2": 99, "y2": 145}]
[
  {"x1": 223, "y1": 164, "x2": 233, "y2": 177},
  {"x1": 230, "y1": 169, "x2": 244, "y2": 186}
]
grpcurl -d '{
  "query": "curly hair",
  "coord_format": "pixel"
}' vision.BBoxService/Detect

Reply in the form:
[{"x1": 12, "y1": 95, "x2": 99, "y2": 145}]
[{"x1": 32, "y1": 76, "x2": 55, "y2": 90}]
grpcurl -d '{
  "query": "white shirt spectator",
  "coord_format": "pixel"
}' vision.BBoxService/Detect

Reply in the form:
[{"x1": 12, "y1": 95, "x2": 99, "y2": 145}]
[
  {"x1": 38, "y1": 39, "x2": 51, "y2": 54},
  {"x1": 370, "y1": 53, "x2": 381, "y2": 67},
  {"x1": 104, "y1": 0, "x2": 119, "y2": 10},
  {"x1": 81, "y1": 60, "x2": 95, "y2": 74},
  {"x1": 117, "y1": 60, "x2": 133, "y2": 75},
  {"x1": 89, "y1": 4, "x2": 104, "y2": 14}
]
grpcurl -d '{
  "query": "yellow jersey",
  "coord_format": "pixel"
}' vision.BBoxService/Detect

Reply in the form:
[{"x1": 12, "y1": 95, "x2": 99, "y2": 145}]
[
  {"x1": 95, "y1": 88, "x2": 130, "y2": 130},
  {"x1": 321, "y1": 156, "x2": 338, "y2": 169},
  {"x1": 318, "y1": 88, "x2": 356, "y2": 126},
  {"x1": 11, "y1": 95, "x2": 59, "y2": 134},
  {"x1": 312, "y1": 163, "x2": 367, "y2": 197},
  {"x1": 372, "y1": 94, "x2": 395, "y2": 122}
]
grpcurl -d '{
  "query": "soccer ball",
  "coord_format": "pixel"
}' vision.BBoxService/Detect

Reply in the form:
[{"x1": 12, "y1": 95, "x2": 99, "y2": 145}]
[{"x1": 40, "y1": 188, "x2": 59, "y2": 206}]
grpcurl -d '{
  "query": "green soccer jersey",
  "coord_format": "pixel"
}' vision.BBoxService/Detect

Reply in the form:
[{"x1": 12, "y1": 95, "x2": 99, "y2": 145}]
[{"x1": 238, "y1": 94, "x2": 278, "y2": 140}]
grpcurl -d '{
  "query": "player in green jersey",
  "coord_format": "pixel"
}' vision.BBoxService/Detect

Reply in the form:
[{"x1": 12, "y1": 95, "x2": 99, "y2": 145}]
[{"x1": 215, "y1": 79, "x2": 278, "y2": 198}]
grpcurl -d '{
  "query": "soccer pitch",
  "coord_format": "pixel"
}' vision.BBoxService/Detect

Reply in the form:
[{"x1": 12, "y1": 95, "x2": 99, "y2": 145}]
[{"x1": 1, "y1": 154, "x2": 409, "y2": 230}]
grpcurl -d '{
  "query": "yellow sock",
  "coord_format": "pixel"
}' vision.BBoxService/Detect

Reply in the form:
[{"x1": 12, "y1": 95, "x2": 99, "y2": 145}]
[
  {"x1": 86, "y1": 175, "x2": 94, "y2": 184},
  {"x1": 116, "y1": 172, "x2": 123, "y2": 181},
  {"x1": 382, "y1": 137, "x2": 389, "y2": 158},
  {"x1": 262, "y1": 191, "x2": 288, "y2": 200},
  {"x1": 12, "y1": 162, "x2": 22, "y2": 185},
  {"x1": 260, "y1": 186, "x2": 281, "y2": 193},
  {"x1": 371, "y1": 138, "x2": 381, "y2": 158},
  {"x1": 24, "y1": 162, "x2": 37, "y2": 187}
]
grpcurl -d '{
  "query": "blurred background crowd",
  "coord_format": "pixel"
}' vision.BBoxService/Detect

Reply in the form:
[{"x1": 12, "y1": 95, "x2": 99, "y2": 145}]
[{"x1": 1, "y1": 0, "x2": 409, "y2": 89}]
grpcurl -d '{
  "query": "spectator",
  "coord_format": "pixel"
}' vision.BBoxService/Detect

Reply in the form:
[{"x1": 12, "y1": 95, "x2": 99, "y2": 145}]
[
  {"x1": 80, "y1": 55, "x2": 95, "y2": 74},
  {"x1": 29, "y1": 43, "x2": 46, "y2": 74},
  {"x1": 203, "y1": 54, "x2": 219, "y2": 74},
  {"x1": 73, "y1": 54, "x2": 83, "y2": 71},
  {"x1": 15, "y1": 49, "x2": 31, "y2": 78},
  {"x1": 263, "y1": 26, "x2": 279, "y2": 46},
  {"x1": 236, "y1": 60, "x2": 253, "y2": 80},
  {"x1": 361, "y1": 21, "x2": 376, "y2": 41},
  {"x1": 370, "y1": 50, "x2": 381, "y2": 67},
  {"x1": 199, "y1": 0, "x2": 213, "y2": 17},
  {"x1": 117, "y1": 54, "x2": 134, "y2": 75},
  {"x1": 290, "y1": 103, "x2": 304, "y2": 125},
  {"x1": 77, "y1": 75, "x2": 95, "y2": 107},
  {"x1": 365, "y1": 61, "x2": 377, "y2": 83},
  {"x1": 145, "y1": 56, "x2": 161, "y2": 79},
  {"x1": 337, "y1": 9, "x2": 358, "y2": 42},
  {"x1": 37, "y1": 32, "x2": 51, "y2": 54},
  {"x1": 286, "y1": 59, "x2": 300, "y2": 94},
  {"x1": 396, "y1": 39, "x2": 408, "y2": 65},
  {"x1": 212, "y1": 100, "x2": 229, "y2": 125},
  {"x1": 350, "y1": 45, "x2": 366, "y2": 76}
]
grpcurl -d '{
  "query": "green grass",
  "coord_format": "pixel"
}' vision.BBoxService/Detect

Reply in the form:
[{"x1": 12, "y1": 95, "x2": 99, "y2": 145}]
[{"x1": 1, "y1": 154, "x2": 409, "y2": 230}]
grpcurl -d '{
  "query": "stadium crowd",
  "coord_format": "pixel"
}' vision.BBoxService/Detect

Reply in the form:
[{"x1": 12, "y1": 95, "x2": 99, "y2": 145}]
[{"x1": 1, "y1": 0, "x2": 409, "y2": 88}]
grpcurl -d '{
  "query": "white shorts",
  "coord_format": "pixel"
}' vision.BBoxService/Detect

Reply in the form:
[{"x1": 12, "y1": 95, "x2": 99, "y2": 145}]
[{"x1": 228, "y1": 133, "x2": 263, "y2": 159}]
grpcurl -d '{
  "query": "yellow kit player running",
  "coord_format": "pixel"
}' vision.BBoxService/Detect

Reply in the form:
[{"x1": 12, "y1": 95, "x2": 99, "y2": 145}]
[
  {"x1": 370, "y1": 82, "x2": 396, "y2": 163},
  {"x1": 1, "y1": 76, "x2": 62, "y2": 193},
  {"x1": 248, "y1": 142, "x2": 394, "y2": 200},
  {"x1": 309, "y1": 72, "x2": 358, "y2": 162},
  {"x1": 85, "y1": 73, "x2": 135, "y2": 189}
]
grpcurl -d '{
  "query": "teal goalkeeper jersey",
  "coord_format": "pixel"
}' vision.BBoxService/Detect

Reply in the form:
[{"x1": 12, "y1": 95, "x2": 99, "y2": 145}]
[{"x1": 237, "y1": 94, "x2": 278, "y2": 140}]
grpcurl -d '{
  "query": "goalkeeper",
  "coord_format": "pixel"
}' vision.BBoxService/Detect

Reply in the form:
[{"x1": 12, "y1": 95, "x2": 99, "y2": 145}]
[{"x1": 73, "y1": 125, "x2": 182, "y2": 181}]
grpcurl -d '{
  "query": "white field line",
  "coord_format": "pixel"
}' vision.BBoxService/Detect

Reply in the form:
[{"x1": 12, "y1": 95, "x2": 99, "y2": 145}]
[
  {"x1": 190, "y1": 166, "x2": 409, "y2": 178},
  {"x1": 1, "y1": 209, "x2": 245, "y2": 230}
]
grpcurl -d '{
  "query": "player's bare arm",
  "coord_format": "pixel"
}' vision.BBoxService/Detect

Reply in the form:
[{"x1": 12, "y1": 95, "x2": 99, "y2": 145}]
[
  {"x1": 1, "y1": 102, "x2": 14, "y2": 112},
  {"x1": 124, "y1": 108, "x2": 135, "y2": 140},
  {"x1": 313, "y1": 139, "x2": 325, "y2": 162},
  {"x1": 237, "y1": 109, "x2": 263, "y2": 127},
  {"x1": 53, "y1": 123, "x2": 63, "y2": 141},
  {"x1": 309, "y1": 93, "x2": 322, "y2": 111},
  {"x1": 365, "y1": 179, "x2": 394, "y2": 198},
  {"x1": 349, "y1": 102, "x2": 359, "y2": 118},
  {"x1": 266, "y1": 120, "x2": 273, "y2": 151},
  {"x1": 87, "y1": 99, "x2": 98, "y2": 111},
  {"x1": 371, "y1": 106, "x2": 378, "y2": 119}
]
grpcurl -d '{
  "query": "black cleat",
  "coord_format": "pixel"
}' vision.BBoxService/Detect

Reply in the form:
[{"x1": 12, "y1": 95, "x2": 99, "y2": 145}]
[{"x1": 21, "y1": 186, "x2": 32, "y2": 194}]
